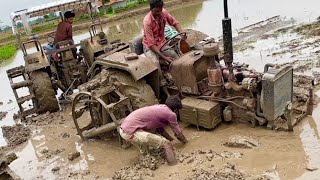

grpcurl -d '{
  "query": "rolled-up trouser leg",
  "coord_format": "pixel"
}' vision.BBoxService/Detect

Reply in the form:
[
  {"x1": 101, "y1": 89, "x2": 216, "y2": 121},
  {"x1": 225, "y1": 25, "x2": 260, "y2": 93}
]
[
  {"x1": 163, "y1": 140, "x2": 177, "y2": 165},
  {"x1": 120, "y1": 128, "x2": 177, "y2": 165},
  {"x1": 119, "y1": 128, "x2": 167, "y2": 152}
]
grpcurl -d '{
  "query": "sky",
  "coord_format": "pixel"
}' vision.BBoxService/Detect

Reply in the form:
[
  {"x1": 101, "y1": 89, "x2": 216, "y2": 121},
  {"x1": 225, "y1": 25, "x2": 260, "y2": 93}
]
[{"x1": 0, "y1": 0, "x2": 52, "y2": 26}]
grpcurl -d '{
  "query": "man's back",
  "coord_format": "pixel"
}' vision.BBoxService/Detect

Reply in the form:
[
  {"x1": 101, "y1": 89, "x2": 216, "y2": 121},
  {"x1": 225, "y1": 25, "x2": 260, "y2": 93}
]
[
  {"x1": 54, "y1": 21, "x2": 73, "y2": 44},
  {"x1": 121, "y1": 104, "x2": 177, "y2": 134}
]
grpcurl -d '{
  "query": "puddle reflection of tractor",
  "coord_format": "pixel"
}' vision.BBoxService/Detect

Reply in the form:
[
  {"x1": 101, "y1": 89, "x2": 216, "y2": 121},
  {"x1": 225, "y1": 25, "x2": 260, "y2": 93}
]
[{"x1": 72, "y1": 0, "x2": 312, "y2": 144}]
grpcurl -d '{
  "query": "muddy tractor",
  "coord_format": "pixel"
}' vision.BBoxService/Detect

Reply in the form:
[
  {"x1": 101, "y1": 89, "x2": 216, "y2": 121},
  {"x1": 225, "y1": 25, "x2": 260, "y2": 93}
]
[
  {"x1": 71, "y1": 1, "x2": 297, "y2": 143},
  {"x1": 6, "y1": 0, "x2": 125, "y2": 119}
]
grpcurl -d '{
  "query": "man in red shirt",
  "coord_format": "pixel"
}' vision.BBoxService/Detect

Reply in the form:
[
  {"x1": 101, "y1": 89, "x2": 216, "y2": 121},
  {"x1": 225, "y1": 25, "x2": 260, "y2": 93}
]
[
  {"x1": 119, "y1": 96, "x2": 188, "y2": 165},
  {"x1": 54, "y1": 11, "x2": 75, "y2": 44},
  {"x1": 142, "y1": 0, "x2": 186, "y2": 95},
  {"x1": 54, "y1": 11, "x2": 77, "y2": 59}
]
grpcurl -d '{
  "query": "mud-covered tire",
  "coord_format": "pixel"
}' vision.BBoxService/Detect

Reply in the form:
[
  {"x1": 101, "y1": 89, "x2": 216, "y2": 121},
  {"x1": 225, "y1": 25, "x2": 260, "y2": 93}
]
[
  {"x1": 107, "y1": 69, "x2": 158, "y2": 109},
  {"x1": 30, "y1": 71, "x2": 59, "y2": 114}
]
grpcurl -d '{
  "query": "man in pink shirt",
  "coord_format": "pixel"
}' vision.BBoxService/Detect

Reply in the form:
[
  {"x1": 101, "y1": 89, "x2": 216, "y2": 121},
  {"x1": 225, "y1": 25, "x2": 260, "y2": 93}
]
[
  {"x1": 119, "y1": 96, "x2": 188, "y2": 165},
  {"x1": 142, "y1": 0, "x2": 186, "y2": 95}
]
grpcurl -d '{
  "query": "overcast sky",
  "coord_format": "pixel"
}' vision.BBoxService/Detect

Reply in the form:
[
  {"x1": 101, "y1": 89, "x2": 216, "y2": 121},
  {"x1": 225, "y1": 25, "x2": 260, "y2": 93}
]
[{"x1": 1, "y1": 0, "x2": 52, "y2": 26}]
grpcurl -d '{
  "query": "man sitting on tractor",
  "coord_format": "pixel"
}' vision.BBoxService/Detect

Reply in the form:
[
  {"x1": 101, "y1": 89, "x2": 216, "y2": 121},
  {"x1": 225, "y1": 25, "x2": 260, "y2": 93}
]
[
  {"x1": 142, "y1": 0, "x2": 186, "y2": 96},
  {"x1": 119, "y1": 96, "x2": 188, "y2": 165},
  {"x1": 54, "y1": 11, "x2": 77, "y2": 59}
]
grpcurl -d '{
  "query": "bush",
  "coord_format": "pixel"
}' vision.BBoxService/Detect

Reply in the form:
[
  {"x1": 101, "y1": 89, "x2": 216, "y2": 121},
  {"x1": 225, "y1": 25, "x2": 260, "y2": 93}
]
[
  {"x1": 0, "y1": 43, "x2": 16, "y2": 62},
  {"x1": 107, "y1": 6, "x2": 114, "y2": 14}
]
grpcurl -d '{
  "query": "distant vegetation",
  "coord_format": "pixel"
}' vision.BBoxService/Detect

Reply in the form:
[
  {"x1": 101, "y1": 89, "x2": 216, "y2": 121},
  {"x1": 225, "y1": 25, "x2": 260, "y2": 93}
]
[
  {"x1": 31, "y1": 23, "x2": 57, "y2": 33},
  {"x1": 0, "y1": 0, "x2": 149, "y2": 47},
  {"x1": 0, "y1": 43, "x2": 16, "y2": 62},
  {"x1": 0, "y1": 34, "x2": 16, "y2": 44}
]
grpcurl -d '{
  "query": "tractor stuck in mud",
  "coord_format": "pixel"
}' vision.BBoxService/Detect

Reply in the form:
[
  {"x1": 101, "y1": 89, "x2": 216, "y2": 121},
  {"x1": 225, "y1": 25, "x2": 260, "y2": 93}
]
[
  {"x1": 4, "y1": 0, "x2": 314, "y2": 146},
  {"x1": 6, "y1": 0, "x2": 129, "y2": 120},
  {"x1": 70, "y1": 0, "x2": 313, "y2": 144}
]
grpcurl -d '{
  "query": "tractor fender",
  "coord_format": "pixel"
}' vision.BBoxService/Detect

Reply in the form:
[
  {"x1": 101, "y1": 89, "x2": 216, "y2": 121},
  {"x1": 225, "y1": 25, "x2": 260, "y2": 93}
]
[{"x1": 91, "y1": 52, "x2": 158, "y2": 81}]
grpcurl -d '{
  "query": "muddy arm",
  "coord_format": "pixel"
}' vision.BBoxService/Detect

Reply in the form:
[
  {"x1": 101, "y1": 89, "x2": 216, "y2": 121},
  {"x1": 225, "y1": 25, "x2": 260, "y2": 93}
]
[{"x1": 157, "y1": 128, "x2": 174, "y2": 141}]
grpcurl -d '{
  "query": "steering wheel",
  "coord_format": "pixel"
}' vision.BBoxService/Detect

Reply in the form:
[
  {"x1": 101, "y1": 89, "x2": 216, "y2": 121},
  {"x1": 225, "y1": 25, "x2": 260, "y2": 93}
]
[
  {"x1": 47, "y1": 32, "x2": 55, "y2": 44},
  {"x1": 160, "y1": 32, "x2": 186, "y2": 55}
]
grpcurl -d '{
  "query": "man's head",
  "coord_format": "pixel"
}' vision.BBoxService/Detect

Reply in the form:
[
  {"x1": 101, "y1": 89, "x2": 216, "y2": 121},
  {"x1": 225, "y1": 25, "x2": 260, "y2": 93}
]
[
  {"x1": 165, "y1": 95, "x2": 182, "y2": 112},
  {"x1": 64, "y1": 11, "x2": 75, "y2": 24},
  {"x1": 150, "y1": 0, "x2": 164, "y2": 18}
]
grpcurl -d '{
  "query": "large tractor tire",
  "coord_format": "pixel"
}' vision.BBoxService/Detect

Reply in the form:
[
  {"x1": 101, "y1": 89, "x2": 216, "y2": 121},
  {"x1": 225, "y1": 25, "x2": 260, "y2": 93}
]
[
  {"x1": 30, "y1": 71, "x2": 59, "y2": 114},
  {"x1": 106, "y1": 69, "x2": 158, "y2": 109},
  {"x1": 81, "y1": 69, "x2": 158, "y2": 110}
]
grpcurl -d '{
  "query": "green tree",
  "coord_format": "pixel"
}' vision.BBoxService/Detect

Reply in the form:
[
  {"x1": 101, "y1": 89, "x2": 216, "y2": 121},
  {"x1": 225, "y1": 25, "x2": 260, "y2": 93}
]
[{"x1": 102, "y1": 0, "x2": 110, "y2": 4}]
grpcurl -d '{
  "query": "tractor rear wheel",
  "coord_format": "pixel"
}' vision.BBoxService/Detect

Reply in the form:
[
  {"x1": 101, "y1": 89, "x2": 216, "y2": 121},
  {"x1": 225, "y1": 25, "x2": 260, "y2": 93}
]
[
  {"x1": 30, "y1": 70, "x2": 59, "y2": 114},
  {"x1": 105, "y1": 69, "x2": 158, "y2": 109}
]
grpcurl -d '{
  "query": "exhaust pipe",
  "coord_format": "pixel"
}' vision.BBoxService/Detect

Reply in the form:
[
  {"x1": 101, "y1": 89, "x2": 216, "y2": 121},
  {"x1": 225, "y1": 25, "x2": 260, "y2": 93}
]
[{"x1": 222, "y1": 0, "x2": 234, "y2": 79}]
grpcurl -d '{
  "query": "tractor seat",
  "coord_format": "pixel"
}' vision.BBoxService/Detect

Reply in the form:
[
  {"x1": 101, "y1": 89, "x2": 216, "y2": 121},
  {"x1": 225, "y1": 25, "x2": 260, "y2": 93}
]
[{"x1": 129, "y1": 35, "x2": 144, "y2": 55}]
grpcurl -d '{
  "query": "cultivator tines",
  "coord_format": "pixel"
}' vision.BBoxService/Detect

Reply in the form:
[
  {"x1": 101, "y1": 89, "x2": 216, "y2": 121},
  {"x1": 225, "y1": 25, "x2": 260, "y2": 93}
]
[{"x1": 72, "y1": 86, "x2": 133, "y2": 141}]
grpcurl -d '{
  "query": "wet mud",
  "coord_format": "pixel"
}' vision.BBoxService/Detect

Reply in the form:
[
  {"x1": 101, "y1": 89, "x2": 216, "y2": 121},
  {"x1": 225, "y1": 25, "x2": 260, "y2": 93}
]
[
  {"x1": 0, "y1": 153, "x2": 18, "y2": 180},
  {"x1": 0, "y1": 112, "x2": 7, "y2": 121},
  {"x1": 1, "y1": 124, "x2": 30, "y2": 147},
  {"x1": 23, "y1": 112, "x2": 65, "y2": 126},
  {"x1": 223, "y1": 135, "x2": 259, "y2": 149}
]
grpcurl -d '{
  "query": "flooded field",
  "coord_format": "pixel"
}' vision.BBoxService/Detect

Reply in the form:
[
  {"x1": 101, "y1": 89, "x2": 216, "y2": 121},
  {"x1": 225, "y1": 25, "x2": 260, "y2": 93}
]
[{"x1": 1, "y1": 0, "x2": 320, "y2": 179}]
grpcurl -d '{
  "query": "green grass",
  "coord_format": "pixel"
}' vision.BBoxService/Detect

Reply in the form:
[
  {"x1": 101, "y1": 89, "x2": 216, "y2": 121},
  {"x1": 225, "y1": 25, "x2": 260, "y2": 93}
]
[
  {"x1": 113, "y1": 0, "x2": 148, "y2": 13},
  {"x1": 104, "y1": 13, "x2": 116, "y2": 18},
  {"x1": 0, "y1": 43, "x2": 16, "y2": 62},
  {"x1": 31, "y1": 23, "x2": 57, "y2": 33}
]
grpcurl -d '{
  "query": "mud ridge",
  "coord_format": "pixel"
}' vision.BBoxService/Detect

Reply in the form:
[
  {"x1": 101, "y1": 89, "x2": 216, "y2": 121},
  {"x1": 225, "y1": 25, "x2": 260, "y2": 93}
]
[
  {"x1": 23, "y1": 111, "x2": 65, "y2": 126},
  {"x1": 0, "y1": 111, "x2": 7, "y2": 121},
  {"x1": 1, "y1": 124, "x2": 31, "y2": 147}
]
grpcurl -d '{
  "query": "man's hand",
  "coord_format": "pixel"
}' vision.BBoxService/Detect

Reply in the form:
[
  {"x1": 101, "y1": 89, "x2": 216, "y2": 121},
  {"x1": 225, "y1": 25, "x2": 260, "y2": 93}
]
[
  {"x1": 159, "y1": 129, "x2": 174, "y2": 141},
  {"x1": 164, "y1": 56, "x2": 175, "y2": 64},
  {"x1": 176, "y1": 133, "x2": 188, "y2": 144},
  {"x1": 181, "y1": 33, "x2": 187, "y2": 41}
]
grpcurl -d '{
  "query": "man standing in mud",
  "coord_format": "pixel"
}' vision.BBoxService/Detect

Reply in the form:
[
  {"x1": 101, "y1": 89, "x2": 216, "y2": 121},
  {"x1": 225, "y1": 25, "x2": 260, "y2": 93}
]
[
  {"x1": 142, "y1": 0, "x2": 186, "y2": 96},
  {"x1": 119, "y1": 96, "x2": 188, "y2": 166}
]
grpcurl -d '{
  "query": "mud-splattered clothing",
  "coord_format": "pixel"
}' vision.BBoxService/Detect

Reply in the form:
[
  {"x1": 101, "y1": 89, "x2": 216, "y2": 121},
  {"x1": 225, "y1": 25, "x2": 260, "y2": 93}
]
[
  {"x1": 142, "y1": 8, "x2": 179, "y2": 49},
  {"x1": 120, "y1": 104, "x2": 182, "y2": 136},
  {"x1": 119, "y1": 128, "x2": 167, "y2": 152}
]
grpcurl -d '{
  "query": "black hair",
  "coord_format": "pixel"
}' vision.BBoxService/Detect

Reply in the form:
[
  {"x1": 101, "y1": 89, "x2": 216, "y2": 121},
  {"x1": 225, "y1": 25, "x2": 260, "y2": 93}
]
[
  {"x1": 64, "y1": 11, "x2": 75, "y2": 19},
  {"x1": 149, "y1": 0, "x2": 164, "y2": 10},
  {"x1": 165, "y1": 95, "x2": 182, "y2": 111}
]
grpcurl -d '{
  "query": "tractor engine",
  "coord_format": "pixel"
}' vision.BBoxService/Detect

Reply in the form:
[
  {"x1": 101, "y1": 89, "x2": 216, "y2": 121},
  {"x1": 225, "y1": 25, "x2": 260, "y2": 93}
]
[
  {"x1": 168, "y1": 41, "x2": 293, "y2": 130},
  {"x1": 169, "y1": 0, "x2": 294, "y2": 130}
]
